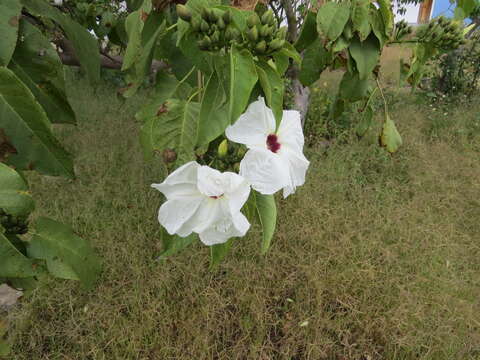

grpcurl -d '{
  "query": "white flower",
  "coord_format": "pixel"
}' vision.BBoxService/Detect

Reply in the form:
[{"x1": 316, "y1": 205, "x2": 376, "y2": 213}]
[
  {"x1": 225, "y1": 97, "x2": 309, "y2": 198},
  {"x1": 151, "y1": 162, "x2": 251, "y2": 246},
  {"x1": 54, "y1": 0, "x2": 63, "y2": 5}
]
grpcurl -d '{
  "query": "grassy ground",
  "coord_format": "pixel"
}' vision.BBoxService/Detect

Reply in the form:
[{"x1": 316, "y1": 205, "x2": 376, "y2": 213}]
[{"x1": 4, "y1": 59, "x2": 480, "y2": 359}]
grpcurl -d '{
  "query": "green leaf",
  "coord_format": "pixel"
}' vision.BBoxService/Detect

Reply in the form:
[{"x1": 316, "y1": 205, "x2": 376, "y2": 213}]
[
  {"x1": 317, "y1": 2, "x2": 351, "y2": 42},
  {"x1": 352, "y1": 0, "x2": 371, "y2": 41},
  {"x1": 332, "y1": 35, "x2": 350, "y2": 52},
  {"x1": 0, "y1": 339, "x2": 11, "y2": 357},
  {"x1": 456, "y1": 0, "x2": 476, "y2": 18},
  {"x1": 299, "y1": 39, "x2": 330, "y2": 86},
  {"x1": 157, "y1": 229, "x2": 196, "y2": 260},
  {"x1": 349, "y1": 35, "x2": 380, "y2": 80},
  {"x1": 197, "y1": 71, "x2": 229, "y2": 146},
  {"x1": 369, "y1": 6, "x2": 387, "y2": 47},
  {"x1": 0, "y1": 163, "x2": 34, "y2": 217},
  {"x1": 21, "y1": 0, "x2": 101, "y2": 84},
  {"x1": 295, "y1": 11, "x2": 318, "y2": 52},
  {"x1": 209, "y1": 240, "x2": 232, "y2": 268},
  {"x1": 0, "y1": 0, "x2": 22, "y2": 66},
  {"x1": 272, "y1": 52, "x2": 289, "y2": 76},
  {"x1": 256, "y1": 62, "x2": 284, "y2": 127},
  {"x1": 279, "y1": 42, "x2": 302, "y2": 65},
  {"x1": 0, "y1": 232, "x2": 36, "y2": 278},
  {"x1": 0, "y1": 67, "x2": 74, "y2": 178},
  {"x1": 139, "y1": 98, "x2": 200, "y2": 163},
  {"x1": 377, "y1": 0, "x2": 394, "y2": 36},
  {"x1": 229, "y1": 47, "x2": 258, "y2": 124},
  {"x1": 356, "y1": 103, "x2": 374, "y2": 137},
  {"x1": 339, "y1": 71, "x2": 371, "y2": 102},
  {"x1": 255, "y1": 192, "x2": 277, "y2": 255},
  {"x1": 27, "y1": 217, "x2": 101, "y2": 290},
  {"x1": 9, "y1": 62, "x2": 75, "y2": 125},
  {"x1": 380, "y1": 112, "x2": 402, "y2": 153}
]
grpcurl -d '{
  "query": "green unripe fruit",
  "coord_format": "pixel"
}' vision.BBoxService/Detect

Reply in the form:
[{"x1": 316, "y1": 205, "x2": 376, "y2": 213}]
[
  {"x1": 259, "y1": 24, "x2": 270, "y2": 38},
  {"x1": 276, "y1": 26, "x2": 288, "y2": 40},
  {"x1": 217, "y1": 17, "x2": 225, "y2": 30},
  {"x1": 269, "y1": 38, "x2": 285, "y2": 51},
  {"x1": 211, "y1": 30, "x2": 220, "y2": 43},
  {"x1": 230, "y1": 27, "x2": 240, "y2": 40},
  {"x1": 225, "y1": 27, "x2": 234, "y2": 41},
  {"x1": 203, "y1": 35, "x2": 212, "y2": 46},
  {"x1": 223, "y1": 10, "x2": 232, "y2": 24},
  {"x1": 176, "y1": 4, "x2": 192, "y2": 22},
  {"x1": 218, "y1": 139, "x2": 228, "y2": 158},
  {"x1": 198, "y1": 40, "x2": 210, "y2": 50},
  {"x1": 247, "y1": 13, "x2": 260, "y2": 28},
  {"x1": 200, "y1": 19, "x2": 210, "y2": 33},
  {"x1": 201, "y1": 7, "x2": 209, "y2": 21},
  {"x1": 208, "y1": 9, "x2": 219, "y2": 22},
  {"x1": 255, "y1": 40, "x2": 267, "y2": 53},
  {"x1": 191, "y1": 16, "x2": 201, "y2": 32},
  {"x1": 247, "y1": 26, "x2": 259, "y2": 42},
  {"x1": 261, "y1": 10, "x2": 274, "y2": 25}
]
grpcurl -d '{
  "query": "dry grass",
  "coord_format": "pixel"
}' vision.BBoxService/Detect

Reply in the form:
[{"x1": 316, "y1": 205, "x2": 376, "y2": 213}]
[{"x1": 3, "y1": 71, "x2": 480, "y2": 359}]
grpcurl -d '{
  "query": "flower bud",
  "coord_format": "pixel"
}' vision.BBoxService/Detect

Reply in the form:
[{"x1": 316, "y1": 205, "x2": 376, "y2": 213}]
[
  {"x1": 200, "y1": 19, "x2": 210, "y2": 33},
  {"x1": 261, "y1": 10, "x2": 274, "y2": 25},
  {"x1": 191, "y1": 16, "x2": 201, "y2": 32},
  {"x1": 223, "y1": 10, "x2": 232, "y2": 24},
  {"x1": 218, "y1": 139, "x2": 228, "y2": 158},
  {"x1": 259, "y1": 24, "x2": 270, "y2": 38},
  {"x1": 269, "y1": 38, "x2": 285, "y2": 51},
  {"x1": 201, "y1": 7, "x2": 209, "y2": 21},
  {"x1": 233, "y1": 162, "x2": 240, "y2": 172},
  {"x1": 276, "y1": 26, "x2": 287, "y2": 40},
  {"x1": 247, "y1": 13, "x2": 260, "y2": 28},
  {"x1": 208, "y1": 9, "x2": 219, "y2": 22},
  {"x1": 176, "y1": 4, "x2": 192, "y2": 22},
  {"x1": 211, "y1": 30, "x2": 220, "y2": 43},
  {"x1": 247, "y1": 26, "x2": 258, "y2": 42},
  {"x1": 217, "y1": 17, "x2": 225, "y2": 30},
  {"x1": 255, "y1": 40, "x2": 267, "y2": 53}
]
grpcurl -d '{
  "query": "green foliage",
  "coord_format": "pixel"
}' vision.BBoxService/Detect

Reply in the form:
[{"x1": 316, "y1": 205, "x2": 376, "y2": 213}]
[
  {"x1": 157, "y1": 230, "x2": 197, "y2": 260},
  {"x1": 0, "y1": 0, "x2": 21, "y2": 66},
  {"x1": 349, "y1": 35, "x2": 380, "y2": 80},
  {"x1": 380, "y1": 112, "x2": 403, "y2": 153},
  {"x1": 28, "y1": 217, "x2": 102, "y2": 290},
  {"x1": 0, "y1": 163, "x2": 34, "y2": 217},
  {"x1": 317, "y1": 2, "x2": 351, "y2": 42}
]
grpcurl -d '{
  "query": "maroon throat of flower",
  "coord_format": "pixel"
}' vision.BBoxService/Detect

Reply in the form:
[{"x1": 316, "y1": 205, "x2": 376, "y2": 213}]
[
  {"x1": 210, "y1": 194, "x2": 224, "y2": 199},
  {"x1": 266, "y1": 134, "x2": 281, "y2": 153}
]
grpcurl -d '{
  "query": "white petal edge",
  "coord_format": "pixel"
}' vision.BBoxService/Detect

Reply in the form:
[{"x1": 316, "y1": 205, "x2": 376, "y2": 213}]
[
  {"x1": 225, "y1": 97, "x2": 275, "y2": 148},
  {"x1": 277, "y1": 110, "x2": 305, "y2": 153},
  {"x1": 280, "y1": 148, "x2": 310, "y2": 198},
  {"x1": 152, "y1": 161, "x2": 200, "y2": 200},
  {"x1": 158, "y1": 196, "x2": 203, "y2": 235},
  {"x1": 198, "y1": 212, "x2": 250, "y2": 246}
]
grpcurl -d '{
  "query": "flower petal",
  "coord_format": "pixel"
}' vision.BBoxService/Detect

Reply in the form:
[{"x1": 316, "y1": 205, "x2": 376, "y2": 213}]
[
  {"x1": 158, "y1": 196, "x2": 203, "y2": 235},
  {"x1": 197, "y1": 165, "x2": 226, "y2": 197},
  {"x1": 151, "y1": 161, "x2": 200, "y2": 200},
  {"x1": 239, "y1": 148, "x2": 290, "y2": 195},
  {"x1": 222, "y1": 172, "x2": 251, "y2": 214},
  {"x1": 277, "y1": 110, "x2": 305, "y2": 153},
  {"x1": 225, "y1": 97, "x2": 275, "y2": 148},
  {"x1": 280, "y1": 148, "x2": 310, "y2": 198},
  {"x1": 198, "y1": 212, "x2": 250, "y2": 246}
]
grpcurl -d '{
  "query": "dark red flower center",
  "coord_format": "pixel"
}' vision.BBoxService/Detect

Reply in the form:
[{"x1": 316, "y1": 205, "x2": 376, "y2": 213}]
[
  {"x1": 210, "y1": 194, "x2": 224, "y2": 199},
  {"x1": 266, "y1": 134, "x2": 281, "y2": 153}
]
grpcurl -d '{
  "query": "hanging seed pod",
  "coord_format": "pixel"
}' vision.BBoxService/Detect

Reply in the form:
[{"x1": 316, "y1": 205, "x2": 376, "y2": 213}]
[
  {"x1": 223, "y1": 10, "x2": 232, "y2": 24},
  {"x1": 255, "y1": 40, "x2": 267, "y2": 53},
  {"x1": 247, "y1": 13, "x2": 260, "y2": 28},
  {"x1": 247, "y1": 26, "x2": 258, "y2": 42},
  {"x1": 261, "y1": 10, "x2": 273, "y2": 25},
  {"x1": 176, "y1": 4, "x2": 192, "y2": 22},
  {"x1": 269, "y1": 38, "x2": 285, "y2": 51}
]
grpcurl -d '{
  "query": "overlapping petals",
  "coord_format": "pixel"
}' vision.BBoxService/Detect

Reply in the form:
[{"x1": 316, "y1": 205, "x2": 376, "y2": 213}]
[
  {"x1": 225, "y1": 97, "x2": 309, "y2": 198},
  {"x1": 152, "y1": 162, "x2": 251, "y2": 246}
]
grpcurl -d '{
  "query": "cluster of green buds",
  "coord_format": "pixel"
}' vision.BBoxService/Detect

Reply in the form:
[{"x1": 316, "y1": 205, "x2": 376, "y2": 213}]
[
  {"x1": 176, "y1": 4, "x2": 240, "y2": 52},
  {"x1": 416, "y1": 16, "x2": 466, "y2": 50},
  {"x1": 0, "y1": 209, "x2": 28, "y2": 235},
  {"x1": 244, "y1": 9, "x2": 287, "y2": 55},
  {"x1": 394, "y1": 20, "x2": 413, "y2": 40}
]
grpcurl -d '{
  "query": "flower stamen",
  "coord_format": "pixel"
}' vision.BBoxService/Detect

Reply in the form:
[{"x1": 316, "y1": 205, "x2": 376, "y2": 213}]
[{"x1": 266, "y1": 134, "x2": 281, "y2": 153}]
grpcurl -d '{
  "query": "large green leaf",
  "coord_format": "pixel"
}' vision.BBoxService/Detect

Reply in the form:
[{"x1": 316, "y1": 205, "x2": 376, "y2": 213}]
[
  {"x1": 0, "y1": 232, "x2": 36, "y2": 278},
  {"x1": 27, "y1": 217, "x2": 101, "y2": 290},
  {"x1": 0, "y1": 163, "x2": 34, "y2": 217},
  {"x1": 229, "y1": 47, "x2": 258, "y2": 124},
  {"x1": 157, "y1": 229, "x2": 197, "y2": 260},
  {"x1": 317, "y1": 2, "x2": 351, "y2": 42},
  {"x1": 0, "y1": 0, "x2": 22, "y2": 66},
  {"x1": 209, "y1": 240, "x2": 232, "y2": 268},
  {"x1": 369, "y1": 6, "x2": 387, "y2": 47},
  {"x1": 255, "y1": 193, "x2": 277, "y2": 254},
  {"x1": 299, "y1": 39, "x2": 330, "y2": 86},
  {"x1": 21, "y1": 0, "x2": 101, "y2": 84},
  {"x1": 377, "y1": 0, "x2": 394, "y2": 36},
  {"x1": 349, "y1": 35, "x2": 380, "y2": 80},
  {"x1": 352, "y1": 0, "x2": 371, "y2": 41},
  {"x1": 140, "y1": 98, "x2": 200, "y2": 163},
  {"x1": 339, "y1": 71, "x2": 371, "y2": 102},
  {"x1": 256, "y1": 62, "x2": 284, "y2": 127},
  {"x1": 197, "y1": 71, "x2": 229, "y2": 146},
  {"x1": 295, "y1": 11, "x2": 318, "y2": 52},
  {"x1": 0, "y1": 68, "x2": 74, "y2": 178},
  {"x1": 380, "y1": 112, "x2": 402, "y2": 153}
]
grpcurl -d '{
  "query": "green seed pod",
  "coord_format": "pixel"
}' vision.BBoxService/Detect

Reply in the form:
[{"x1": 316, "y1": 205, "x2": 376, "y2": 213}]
[
  {"x1": 217, "y1": 17, "x2": 225, "y2": 30},
  {"x1": 255, "y1": 40, "x2": 267, "y2": 53},
  {"x1": 201, "y1": 7, "x2": 209, "y2": 21},
  {"x1": 218, "y1": 139, "x2": 228, "y2": 158},
  {"x1": 223, "y1": 10, "x2": 232, "y2": 24},
  {"x1": 230, "y1": 27, "x2": 240, "y2": 40},
  {"x1": 176, "y1": 4, "x2": 192, "y2": 22},
  {"x1": 438, "y1": 16, "x2": 446, "y2": 24},
  {"x1": 208, "y1": 9, "x2": 219, "y2": 22},
  {"x1": 203, "y1": 35, "x2": 212, "y2": 46},
  {"x1": 247, "y1": 13, "x2": 260, "y2": 28},
  {"x1": 191, "y1": 16, "x2": 201, "y2": 32},
  {"x1": 225, "y1": 26, "x2": 234, "y2": 41},
  {"x1": 276, "y1": 26, "x2": 288, "y2": 40},
  {"x1": 200, "y1": 19, "x2": 210, "y2": 33},
  {"x1": 211, "y1": 30, "x2": 220, "y2": 43},
  {"x1": 247, "y1": 26, "x2": 259, "y2": 42},
  {"x1": 198, "y1": 40, "x2": 210, "y2": 51},
  {"x1": 269, "y1": 38, "x2": 285, "y2": 51}
]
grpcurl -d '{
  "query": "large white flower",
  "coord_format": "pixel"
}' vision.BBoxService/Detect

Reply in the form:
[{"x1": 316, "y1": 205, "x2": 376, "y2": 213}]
[
  {"x1": 225, "y1": 97, "x2": 309, "y2": 198},
  {"x1": 151, "y1": 162, "x2": 251, "y2": 246}
]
